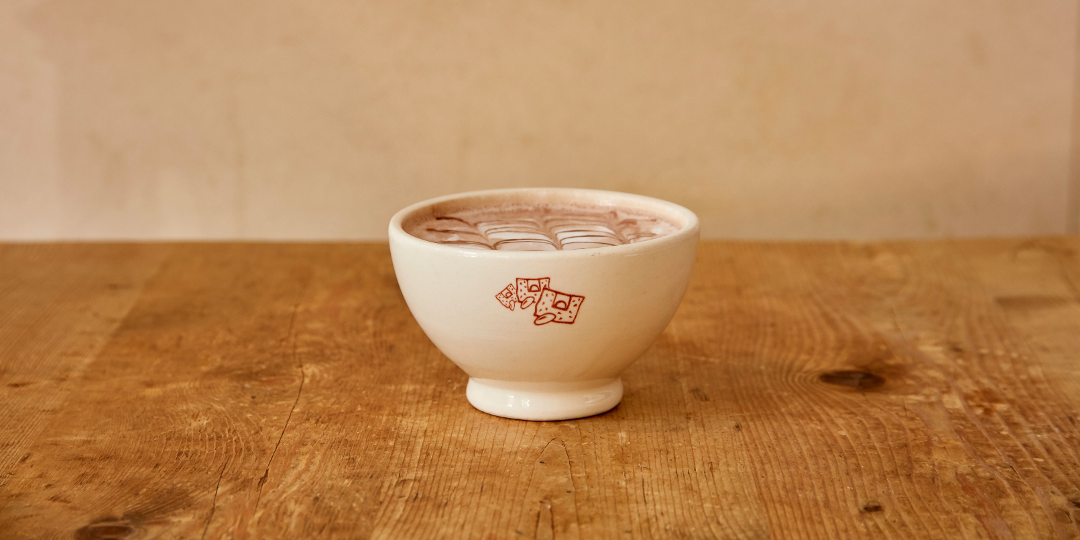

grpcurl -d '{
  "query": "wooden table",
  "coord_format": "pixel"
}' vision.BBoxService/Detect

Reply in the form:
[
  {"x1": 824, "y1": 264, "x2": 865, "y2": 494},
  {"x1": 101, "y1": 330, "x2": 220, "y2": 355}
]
[{"x1": 1, "y1": 240, "x2": 1079, "y2": 539}]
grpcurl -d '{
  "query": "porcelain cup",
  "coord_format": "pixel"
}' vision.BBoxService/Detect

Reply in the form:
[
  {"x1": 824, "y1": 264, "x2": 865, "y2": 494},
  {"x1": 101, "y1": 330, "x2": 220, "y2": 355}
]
[{"x1": 388, "y1": 188, "x2": 699, "y2": 420}]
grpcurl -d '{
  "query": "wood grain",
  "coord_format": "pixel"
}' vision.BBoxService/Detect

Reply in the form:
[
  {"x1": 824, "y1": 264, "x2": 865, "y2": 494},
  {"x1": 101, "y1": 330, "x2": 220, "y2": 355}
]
[
  {"x1": 1, "y1": 240, "x2": 1078, "y2": 539},
  {"x1": 0, "y1": 244, "x2": 169, "y2": 480}
]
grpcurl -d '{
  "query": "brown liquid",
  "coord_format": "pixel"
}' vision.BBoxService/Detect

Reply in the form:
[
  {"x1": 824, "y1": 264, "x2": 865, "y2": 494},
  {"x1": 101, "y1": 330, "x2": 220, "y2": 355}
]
[{"x1": 404, "y1": 203, "x2": 680, "y2": 251}]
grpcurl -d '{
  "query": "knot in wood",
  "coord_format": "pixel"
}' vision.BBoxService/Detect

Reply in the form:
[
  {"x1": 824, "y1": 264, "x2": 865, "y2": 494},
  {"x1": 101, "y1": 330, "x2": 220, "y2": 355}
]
[
  {"x1": 75, "y1": 522, "x2": 137, "y2": 540},
  {"x1": 819, "y1": 370, "x2": 885, "y2": 391}
]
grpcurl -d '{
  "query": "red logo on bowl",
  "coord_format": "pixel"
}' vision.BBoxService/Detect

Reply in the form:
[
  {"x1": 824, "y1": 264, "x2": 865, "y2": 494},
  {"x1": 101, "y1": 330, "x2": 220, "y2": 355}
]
[{"x1": 494, "y1": 277, "x2": 585, "y2": 325}]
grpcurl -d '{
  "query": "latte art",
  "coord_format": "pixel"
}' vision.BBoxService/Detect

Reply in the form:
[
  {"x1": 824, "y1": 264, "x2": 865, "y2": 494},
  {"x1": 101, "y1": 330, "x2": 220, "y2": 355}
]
[{"x1": 405, "y1": 204, "x2": 679, "y2": 251}]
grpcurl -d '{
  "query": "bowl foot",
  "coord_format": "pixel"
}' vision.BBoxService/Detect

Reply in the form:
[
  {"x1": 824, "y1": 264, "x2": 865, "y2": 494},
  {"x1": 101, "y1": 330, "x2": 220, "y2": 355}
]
[{"x1": 465, "y1": 377, "x2": 623, "y2": 421}]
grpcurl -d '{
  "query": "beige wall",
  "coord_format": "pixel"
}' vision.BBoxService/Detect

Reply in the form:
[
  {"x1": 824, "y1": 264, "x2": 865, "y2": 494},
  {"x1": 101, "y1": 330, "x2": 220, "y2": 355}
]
[{"x1": 1, "y1": 0, "x2": 1076, "y2": 240}]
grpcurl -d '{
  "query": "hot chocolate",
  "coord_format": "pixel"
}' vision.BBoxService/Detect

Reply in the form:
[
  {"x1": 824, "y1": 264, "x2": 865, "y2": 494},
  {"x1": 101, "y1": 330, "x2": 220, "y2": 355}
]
[{"x1": 403, "y1": 202, "x2": 680, "y2": 251}]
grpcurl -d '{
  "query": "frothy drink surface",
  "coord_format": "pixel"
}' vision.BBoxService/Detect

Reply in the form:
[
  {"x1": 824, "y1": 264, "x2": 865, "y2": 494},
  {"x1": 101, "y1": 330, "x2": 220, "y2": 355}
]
[{"x1": 404, "y1": 202, "x2": 679, "y2": 251}]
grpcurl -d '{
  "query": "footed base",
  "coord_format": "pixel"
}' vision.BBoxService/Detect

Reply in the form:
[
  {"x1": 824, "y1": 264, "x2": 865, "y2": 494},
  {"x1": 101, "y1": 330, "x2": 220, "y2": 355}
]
[{"x1": 465, "y1": 378, "x2": 623, "y2": 421}]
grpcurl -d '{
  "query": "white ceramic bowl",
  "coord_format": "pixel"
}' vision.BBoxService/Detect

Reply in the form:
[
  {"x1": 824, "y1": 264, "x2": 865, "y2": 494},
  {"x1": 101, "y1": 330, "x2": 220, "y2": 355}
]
[{"x1": 388, "y1": 188, "x2": 699, "y2": 420}]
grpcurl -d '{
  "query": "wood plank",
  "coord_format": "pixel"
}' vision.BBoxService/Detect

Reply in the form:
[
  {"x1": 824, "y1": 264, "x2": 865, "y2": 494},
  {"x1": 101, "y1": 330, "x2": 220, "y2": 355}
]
[
  {"x1": 0, "y1": 244, "x2": 318, "y2": 538},
  {"x1": 955, "y1": 238, "x2": 1080, "y2": 408},
  {"x1": 0, "y1": 240, "x2": 1077, "y2": 539},
  {"x1": 0, "y1": 244, "x2": 169, "y2": 481},
  {"x1": 782, "y1": 239, "x2": 1080, "y2": 538}
]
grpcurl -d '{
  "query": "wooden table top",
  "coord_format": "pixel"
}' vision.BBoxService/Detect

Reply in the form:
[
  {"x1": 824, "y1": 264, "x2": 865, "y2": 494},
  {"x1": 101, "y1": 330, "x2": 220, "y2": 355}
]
[{"x1": 1, "y1": 240, "x2": 1079, "y2": 539}]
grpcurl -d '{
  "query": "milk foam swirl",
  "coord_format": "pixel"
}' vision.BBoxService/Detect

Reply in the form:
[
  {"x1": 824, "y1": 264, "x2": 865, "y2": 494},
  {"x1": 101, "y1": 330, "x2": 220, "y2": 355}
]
[{"x1": 406, "y1": 204, "x2": 679, "y2": 251}]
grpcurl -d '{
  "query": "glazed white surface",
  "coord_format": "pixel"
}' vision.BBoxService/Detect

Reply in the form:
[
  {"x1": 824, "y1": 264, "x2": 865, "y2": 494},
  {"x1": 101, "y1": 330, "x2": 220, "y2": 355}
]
[{"x1": 389, "y1": 188, "x2": 699, "y2": 420}]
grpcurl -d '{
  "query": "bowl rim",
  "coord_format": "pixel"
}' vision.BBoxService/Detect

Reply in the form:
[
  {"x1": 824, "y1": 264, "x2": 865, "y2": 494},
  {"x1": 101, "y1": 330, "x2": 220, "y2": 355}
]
[{"x1": 388, "y1": 187, "x2": 699, "y2": 259}]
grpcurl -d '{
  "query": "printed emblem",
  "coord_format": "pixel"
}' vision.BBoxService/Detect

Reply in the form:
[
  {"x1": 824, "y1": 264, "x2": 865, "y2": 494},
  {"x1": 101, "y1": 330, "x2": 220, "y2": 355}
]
[
  {"x1": 515, "y1": 278, "x2": 550, "y2": 309},
  {"x1": 495, "y1": 277, "x2": 585, "y2": 325},
  {"x1": 495, "y1": 283, "x2": 517, "y2": 311}
]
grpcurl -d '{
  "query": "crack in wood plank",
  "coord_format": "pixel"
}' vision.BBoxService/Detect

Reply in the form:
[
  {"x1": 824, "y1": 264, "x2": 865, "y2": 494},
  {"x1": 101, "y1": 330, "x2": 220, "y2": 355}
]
[
  {"x1": 201, "y1": 459, "x2": 229, "y2": 540},
  {"x1": 254, "y1": 300, "x2": 305, "y2": 515}
]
